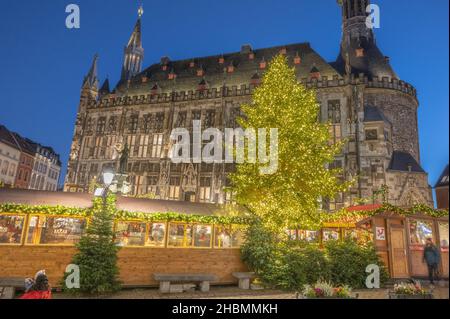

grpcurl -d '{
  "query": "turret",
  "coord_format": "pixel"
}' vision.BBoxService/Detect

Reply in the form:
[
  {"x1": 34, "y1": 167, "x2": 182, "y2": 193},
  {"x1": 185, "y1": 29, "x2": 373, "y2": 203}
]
[{"x1": 336, "y1": 0, "x2": 397, "y2": 80}]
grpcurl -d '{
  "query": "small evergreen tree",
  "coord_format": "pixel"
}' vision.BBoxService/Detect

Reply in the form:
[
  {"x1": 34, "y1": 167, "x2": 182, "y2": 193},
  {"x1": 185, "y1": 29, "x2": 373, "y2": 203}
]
[{"x1": 63, "y1": 194, "x2": 121, "y2": 294}]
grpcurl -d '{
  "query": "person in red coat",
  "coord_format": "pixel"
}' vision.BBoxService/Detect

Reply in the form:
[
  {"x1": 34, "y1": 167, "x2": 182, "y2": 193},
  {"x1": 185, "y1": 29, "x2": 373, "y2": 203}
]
[{"x1": 20, "y1": 272, "x2": 52, "y2": 299}]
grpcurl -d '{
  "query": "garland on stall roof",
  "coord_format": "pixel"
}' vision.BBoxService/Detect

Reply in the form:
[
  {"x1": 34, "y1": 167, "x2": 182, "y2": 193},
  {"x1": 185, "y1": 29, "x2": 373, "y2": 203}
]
[
  {"x1": 322, "y1": 203, "x2": 449, "y2": 224},
  {"x1": 114, "y1": 210, "x2": 251, "y2": 225},
  {"x1": 0, "y1": 203, "x2": 91, "y2": 217},
  {"x1": 0, "y1": 200, "x2": 251, "y2": 226},
  {"x1": 0, "y1": 200, "x2": 445, "y2": 228}
]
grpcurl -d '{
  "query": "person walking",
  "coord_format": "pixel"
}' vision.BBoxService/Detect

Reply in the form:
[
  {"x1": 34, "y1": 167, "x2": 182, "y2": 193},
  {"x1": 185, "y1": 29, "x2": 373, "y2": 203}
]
[{"x1": 423, "y1": 238, "x2": 441, "y2": 285}]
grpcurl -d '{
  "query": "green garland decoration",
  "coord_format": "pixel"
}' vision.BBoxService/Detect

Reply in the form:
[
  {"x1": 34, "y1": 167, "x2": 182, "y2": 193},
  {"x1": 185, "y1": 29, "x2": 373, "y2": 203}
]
[
  {"x1": 0, "y1": 199, "x2": 445, "y2": 228},
  {"x1": 0, "y1": 196, "x2": 251, "y2": 226},
  {"x1": 322, "y1": 203, "x2": 448, "y2": 224}
]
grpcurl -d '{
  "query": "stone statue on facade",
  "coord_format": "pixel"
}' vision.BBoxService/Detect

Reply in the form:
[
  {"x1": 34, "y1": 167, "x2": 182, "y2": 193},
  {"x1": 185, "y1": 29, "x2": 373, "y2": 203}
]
[
  {"x1": 182, "y1": 163, "x2": 197, "y2": 192},
  {"x1": 112, "y1": 136, "x2": 124, "y2": 160},
  {"x1": 119, "y1": 144, "x2": 129, "y2": 174},
  {"x1": 69, "y1": 140, "x2": 80, "y2": 161}
]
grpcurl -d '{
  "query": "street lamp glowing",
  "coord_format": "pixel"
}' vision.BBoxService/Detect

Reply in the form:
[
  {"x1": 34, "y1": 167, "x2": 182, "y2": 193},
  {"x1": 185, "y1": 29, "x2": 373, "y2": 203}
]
[{"x1": 103, "y1": 169, "x2": 115, "y2": 186}]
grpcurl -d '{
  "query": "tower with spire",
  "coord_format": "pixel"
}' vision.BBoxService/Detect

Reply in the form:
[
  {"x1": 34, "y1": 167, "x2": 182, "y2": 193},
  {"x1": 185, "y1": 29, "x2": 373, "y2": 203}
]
[
  {"x1": 336, "y1": 0, "x2": 397, "y2": 80},
  {"x1": 120, "y1": 5, "x2": 144, "y2": 82}
]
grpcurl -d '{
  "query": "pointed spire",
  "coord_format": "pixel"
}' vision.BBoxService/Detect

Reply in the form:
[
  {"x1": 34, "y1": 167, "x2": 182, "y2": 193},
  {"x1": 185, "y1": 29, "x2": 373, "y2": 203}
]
[
  {"x1": 99, "y1": 78, "x2": 110, "y2": 96},
  {"x1": 127, "y1": 18, "x2": 142, "y2": 48},
  {"x1": 120, "y1": 7, "x2": 145, "y2": 81},
  {"x1": 82, "y1": 54, "x2": 99, "y2": 89}
]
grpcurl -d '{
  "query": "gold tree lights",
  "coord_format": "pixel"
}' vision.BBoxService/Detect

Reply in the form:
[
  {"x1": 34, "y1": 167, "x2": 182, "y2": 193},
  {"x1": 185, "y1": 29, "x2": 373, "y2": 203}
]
[{"x1": 230, "y1": 55, "x2": 351, "y2": 230}]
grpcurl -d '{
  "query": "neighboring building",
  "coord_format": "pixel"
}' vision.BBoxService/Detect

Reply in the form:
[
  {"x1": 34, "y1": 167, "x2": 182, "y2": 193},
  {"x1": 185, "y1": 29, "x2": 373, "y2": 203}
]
[
  {"x1": 0, "y1": 124, "x2": 61, "y2": 190},
  {"x1": 0, "y1": 126, "x2": 20, "y2": 187},
  {"x1": 10, "y1": 133, "x2": 35, "y2": 189},
  {"x1": 28, "y1": 143, "x2": 61, "y2": 191},
  {"x1": 435, "y1": 165, "x2": 449, "y2": 210},
  {"x1": 64, "y1": 1, "x2": 433, "y2": 208}
]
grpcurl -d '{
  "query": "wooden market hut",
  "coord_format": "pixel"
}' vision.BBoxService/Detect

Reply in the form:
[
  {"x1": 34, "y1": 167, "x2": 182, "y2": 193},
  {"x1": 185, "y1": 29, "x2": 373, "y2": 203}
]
[
  {"x1": 355, "y1": 208, "x2": 449, "y2": 280},
  {"x1": 0, "y1": 189, "x2": 248, "y2": 287}
]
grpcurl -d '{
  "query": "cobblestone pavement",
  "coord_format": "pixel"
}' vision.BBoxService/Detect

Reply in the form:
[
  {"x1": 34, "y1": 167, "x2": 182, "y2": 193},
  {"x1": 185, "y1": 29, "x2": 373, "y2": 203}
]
[{"x1": 52, "y1": 285, "x2": 449, "y2": 299}]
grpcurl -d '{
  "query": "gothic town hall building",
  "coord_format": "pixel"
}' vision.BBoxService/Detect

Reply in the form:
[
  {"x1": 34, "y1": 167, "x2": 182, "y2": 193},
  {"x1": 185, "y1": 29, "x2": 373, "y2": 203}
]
[{"x1": 64, "y1": 0, "x2": 433, "y2": 209}]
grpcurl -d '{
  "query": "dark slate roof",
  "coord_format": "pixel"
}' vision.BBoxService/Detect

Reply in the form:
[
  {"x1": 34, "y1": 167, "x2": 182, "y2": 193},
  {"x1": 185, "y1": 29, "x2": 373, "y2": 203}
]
[
  {"x1": 10, "y1": 132, "x2": 35, "y2": 155},
  {"x1": 334, "y1": 36, "x2": 398, "y2": 80},
  {"x1": 99, "y1": 78, "x2": 110, "y2": 95},
  {"x1": 364, "y1": 105, "x2": 392, "y2": 125},
  {"x1": 114, "y1": 42, "x2": 341, "y2": 96},
  {"x1": 0, "y1": 125, "x2": 19, "y2": 149},
  {"x1": 388, "y1": 151, "x2": 425, "y2": 173},
  {"x1": 435, "y1": 165, "x2": 449, "y2": 188}
]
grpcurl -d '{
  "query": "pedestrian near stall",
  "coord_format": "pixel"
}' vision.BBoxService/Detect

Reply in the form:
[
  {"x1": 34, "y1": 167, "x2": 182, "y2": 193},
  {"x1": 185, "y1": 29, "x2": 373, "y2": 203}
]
[{"x1": 423, "y1": 238, "x2": 441, "y2": 285}]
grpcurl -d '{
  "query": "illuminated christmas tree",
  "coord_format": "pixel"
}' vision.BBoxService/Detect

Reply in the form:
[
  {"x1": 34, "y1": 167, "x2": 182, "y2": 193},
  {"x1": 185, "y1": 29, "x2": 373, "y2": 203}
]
[{"x1": 230, "y1": 55, "x2": 351, "y2": 230}]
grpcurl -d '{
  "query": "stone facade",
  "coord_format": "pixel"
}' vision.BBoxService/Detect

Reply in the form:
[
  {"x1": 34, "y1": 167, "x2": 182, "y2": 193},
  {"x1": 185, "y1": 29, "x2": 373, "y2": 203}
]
[{"x1": 64, "y1": 0, "x2": 433, "y2": 208}]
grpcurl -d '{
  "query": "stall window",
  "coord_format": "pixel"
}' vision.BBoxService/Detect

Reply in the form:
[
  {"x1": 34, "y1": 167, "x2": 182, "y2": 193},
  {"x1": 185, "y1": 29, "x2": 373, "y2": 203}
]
[
  {"x1": 214, "y1": 225, "x2": 245, "y2": 248},
  {"x1": 167, "y1": 223, "x2": 193, "y2": 247},
  {"x1": 146, "y1": 222, "x2": 166, "y2": 247},
  {"x1": 193, "y1": 224, "x2": 212, "y2": 248},
  {"x1": 286, "y1": 230, "x2": 297, "y2": 240},
  {"x1": 322, "y1": 229, "x2": 340, "y2": 242},
  {"x1": 409, "y1": 219, "x2": 433, "y2": 245},
  {"x1": 438, "y1": 222, "x2": 449, "y2": 249},
  {"x1": 298, "y1": 230, "x2": 318, "y2": 243},
  {"x1": 27, "y1": 216, "x2": 86, "y2": 245},
  {"x1": 0, "y1": 214, "x2": 25, "y2": 244},
  {"x1": 115, "y1": 221, "x2": 146, "y2": 247}
]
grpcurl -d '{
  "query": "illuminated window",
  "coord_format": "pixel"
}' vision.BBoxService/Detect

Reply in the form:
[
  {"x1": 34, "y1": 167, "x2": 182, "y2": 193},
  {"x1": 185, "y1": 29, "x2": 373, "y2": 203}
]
[
  {"x1": 151, "y1": 134, "x2": 164, "y2": 158},
  {"x1": 439, "y1": 222, "x2": 449, "y2": 249},
  {"x1": 168, "y1": 177, "x2": 180, "y2": 200},
  {"x1": 298, "y1": 230, "x2": 318, "y2": 243},
  {"x1": 409, "y1": 219, "x2": 433, "y2": 245},
  {"x1": 214, "y1": 225, "x2": 244, "y2": 248},
  {"x1": 146, "y1": 223, "x2": 166, "y2": 247},
  {"x1": 27, "y1": 216, "x2": 86, "y2": 245},
  {"x1": 0, "y1": 214, "x2": 25, "y2": 245},
  {"x1": 193, "y1": 224, "x2": 212, "y2": 248},
  {"x1": 115, "y1": 221, "x2": 146, "y2": 247},
  {"x1": 322, "y1": 229, "x2": 340, "y2": 242},
  {"x1": 167, "y1": 223, "x2": 193, "y2": 247}
]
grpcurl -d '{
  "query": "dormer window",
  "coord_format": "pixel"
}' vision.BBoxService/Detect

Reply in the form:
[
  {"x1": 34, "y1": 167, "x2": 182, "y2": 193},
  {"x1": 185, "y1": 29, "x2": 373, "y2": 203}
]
[
  {"x1": 197, "y1": 68, "x2": 204, "y2": 77},
  {"x1": 198, "y1": 79, "x2": 208, "y2": 91},
  {"x1": 189, "y1": 61, "x2": 195, "y2": 68},
  {"x1": 162, "y1": 65, "x2": 168, "y2": 71},
  {"x1": 310, "y1": 66, "x2": 320, "y2": 79},
  {"x1": 151, "y1": 84, "x2": 160, "y2": 95},
  {"x1": 294, "y1": 52, "x2": 301, "y2": 65},
  {"x1": 168, "y1": 71, "x2": 177, "y2": 80},
  {"x1": 251, "y1": 73, "x2": 260, "y2": 86},
  {"x1": 259, "y1": 58, "x2": 266, "y2": 69},
  {"x1": 356, "y1": 47, "x2": 365, "y2": 57},
  {"x1": 141, "y1": 76, "x2": 148, "y2": 83},
  {"x1": 227, "y1": 63, "x2": 234, "y2": 73},
  {"x1": 280, "y1": 47, "x2": 287, "y2": 55},
  {"x1": 218, "y1": 56, "x2": 224, "y2": 64},
  {"x1": 249, "y1": 52, "x2": 255, "y2": 60}
]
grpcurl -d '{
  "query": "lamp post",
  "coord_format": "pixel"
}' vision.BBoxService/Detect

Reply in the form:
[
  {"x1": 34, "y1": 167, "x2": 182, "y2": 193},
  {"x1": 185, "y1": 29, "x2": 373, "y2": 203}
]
[{"x1": 96, "y1": 168, "x2": 115, "y2": 209}]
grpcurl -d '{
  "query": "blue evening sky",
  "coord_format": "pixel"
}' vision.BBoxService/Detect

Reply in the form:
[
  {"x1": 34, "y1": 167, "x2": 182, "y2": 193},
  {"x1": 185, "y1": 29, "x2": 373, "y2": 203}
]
[{"x1": 0, "y1": 0, "x2": 448, "y2": 191}]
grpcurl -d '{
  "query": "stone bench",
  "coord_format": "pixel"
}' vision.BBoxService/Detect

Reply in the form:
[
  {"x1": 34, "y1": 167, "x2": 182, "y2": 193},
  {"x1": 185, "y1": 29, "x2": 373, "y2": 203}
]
[
  {"x1": 154, "y1": 273, "x2": 217, "y2": 293},
  {"x1": 0, "y1": 278, "x2": 25, "y2": 299},
  {"x1": 232, "y1": 272, "x2": 256, "y2": 290}
]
